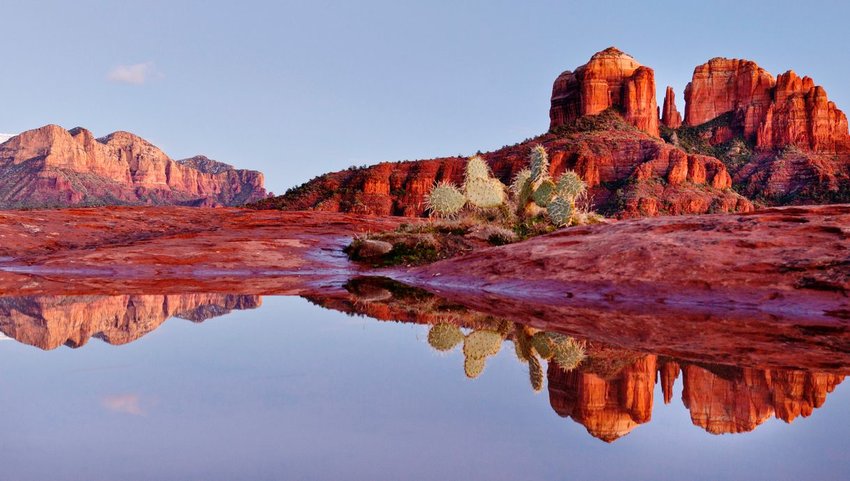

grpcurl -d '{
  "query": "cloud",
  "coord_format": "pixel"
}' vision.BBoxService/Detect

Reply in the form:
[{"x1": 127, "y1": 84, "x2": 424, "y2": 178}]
[
  {"x1": 106, "y1": 62, "x2": 160, "y2": 85},
  {"x1": 102, "y1": 394, "x2": 145, "y2": 415}
]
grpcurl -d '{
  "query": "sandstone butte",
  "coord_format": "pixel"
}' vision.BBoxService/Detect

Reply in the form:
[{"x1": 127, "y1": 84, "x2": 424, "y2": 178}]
[
  {"x1": 305, "y1": 279, "x2": 845, "y2": 442},
  {"x1": 252, "y1": 47, "x2": 850, "y2": 218},
  {"x1": 0, "y1": 124, "x2": 267, "y2": 208}
]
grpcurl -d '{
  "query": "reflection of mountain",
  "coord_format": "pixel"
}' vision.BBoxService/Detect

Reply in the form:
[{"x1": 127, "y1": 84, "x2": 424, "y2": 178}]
[
  {"x1": 0, "y1": 294, "x2": 260, "y2": 350},
  {"x1": 306, "y1": 277, "x2": 848, "y2": 441},
  {"x1": 548, "y1": 354, "x2": 844, "y2": 441}
]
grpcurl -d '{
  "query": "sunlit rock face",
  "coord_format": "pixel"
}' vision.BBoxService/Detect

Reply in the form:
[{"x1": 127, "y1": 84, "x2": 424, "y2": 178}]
[
  {"x1": 549, "y1": 47, "x2": 659, "y2": 137},
  {"x1": 0, "y1": 294, "x2": 261, "y2": 350},
  {"x1": 0, "y1": 125, "x2": 266, "y2": 208}
]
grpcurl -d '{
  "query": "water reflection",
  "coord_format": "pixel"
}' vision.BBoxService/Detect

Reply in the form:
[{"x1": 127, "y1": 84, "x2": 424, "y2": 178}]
[
  {"x1": 0, "y1": 282, "x2": 845, "y2": 443},
  {"x1": 0, "y1": 294, "x2": 260, "y2": 349}
]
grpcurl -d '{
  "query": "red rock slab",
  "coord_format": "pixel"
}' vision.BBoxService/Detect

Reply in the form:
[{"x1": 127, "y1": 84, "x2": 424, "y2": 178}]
[{"x1": 395, "y1": 205, "x2": 850, "y2": 371}]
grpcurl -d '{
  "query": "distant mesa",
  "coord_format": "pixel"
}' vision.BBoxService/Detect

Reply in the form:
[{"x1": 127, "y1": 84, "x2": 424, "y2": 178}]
[
  {"x1": 0, "y1": 125, "x2": 266, "y2": 209},
  {"x1": 253, "y1": 46, "x2": 850, "y2": 217}
]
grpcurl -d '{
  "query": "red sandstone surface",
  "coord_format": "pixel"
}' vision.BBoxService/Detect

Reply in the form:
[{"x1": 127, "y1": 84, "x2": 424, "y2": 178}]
[
  {"x1": 0, "y1": 125, "x2": 266, "y2": 208},
  {"x1": 0, "y1": 206, "x2": 847, "y2": 372},
  {"x1": 661, "y1": 86, "x2": 682, "y2": 129}
]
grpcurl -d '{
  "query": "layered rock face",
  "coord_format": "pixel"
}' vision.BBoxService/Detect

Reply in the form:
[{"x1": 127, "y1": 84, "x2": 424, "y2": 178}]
[
  {"x1": 679, "y1": 58, "x2": 850, "y2": 203},
  {"x1": 0, "y1": 125, "x2": 266, "y2": 208},
  {"x1": 684, "y1": 58, "x2": 850, "y2": 152},
  {"x1": 0, "y1": 294, "x2": 261, "y2": 350},
  {"x1": 254, "y1": 115, "x2": 750, "y2": 218},
  {"x1": 549, "y1": 47, "x2": 659, "y2": 137}
]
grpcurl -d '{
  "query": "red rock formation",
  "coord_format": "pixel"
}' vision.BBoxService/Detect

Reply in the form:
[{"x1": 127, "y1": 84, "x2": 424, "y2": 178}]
[
  {"x1": 681, "y1": 364, "x2": 844, "y2": 434},
  {"x1": 549, "y1": 47, "x2": 659, "y2": 137},
  {"x1": 757, "y1": 71, "x2": 850, "y2": 152},
  {"x1": 661, "y1": 86, "x2": 682, "y2": 129},
  {"x1": 683, "y1": 57, "x2": 850, "y2": 154},
  {"x1": 0, "y1": 124, "x2": 266, "y2": 208},
  {"x1": 0, "y1": 294, "x2": 260, "y2": 350},
  {"x1": 548, "y1": 355, "x2": 657, "y2": 442},
  {"x1": 683, "y1": 58, "x2": 775, "y2": 140},
  {"x1": 253, "y1": 124, "x2": 750, "y2": 219}
]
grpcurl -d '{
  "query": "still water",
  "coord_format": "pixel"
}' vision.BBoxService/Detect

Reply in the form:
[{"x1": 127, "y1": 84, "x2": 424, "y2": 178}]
[{"x1": 0, "y1": 294, "x2": 847, "y2": 481}]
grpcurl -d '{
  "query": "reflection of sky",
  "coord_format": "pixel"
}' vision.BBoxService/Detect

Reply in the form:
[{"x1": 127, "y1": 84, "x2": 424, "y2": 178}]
[{"x1": 0, "y1": 296, "x2": 847, "y2": 481}]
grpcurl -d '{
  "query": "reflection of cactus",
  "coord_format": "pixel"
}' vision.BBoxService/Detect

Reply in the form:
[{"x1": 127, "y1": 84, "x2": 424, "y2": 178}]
[
  {"x1": 530, "y1": 144, "x2": 550, "y2": 183},
  {"x1": 533, "y1": 179, "x2": 556, "y2": 207},
  {"x1": 556, "y1": 171, "x2": 586, "y2": 199},
  {"x1": 531, "y1": 332, "x2": 554, "y2": 360},
  {"x1": 465, "y1": 178, "x2": 506, "y2": 209},
  {"x1": 551, "y1": 335, "x2": 586, "y2": 372},
  {"x1": 514, "y1": 327, "x2": 533, "y2": 363},
  {"x1": 426, "y1": 182, "x2": 465, "y2": 217},
  {"x1": 529, "y1": 355, "x2": 543, "y2": 392},
  {"x1": 465, "y1": 156, "x2": 491, "y2": 183},
  {"x1": 427, "y1": 323, "x2": 463, "y2": 352},
  {"x1": 464, "y1": 356, "x2": 486, "y2": 379},
  {"x1": 547, "y1": 196, "x2": 574, "y2": 227},
  {"x1": 463, "y1": 330, "x2": 503, "y2": 359}
]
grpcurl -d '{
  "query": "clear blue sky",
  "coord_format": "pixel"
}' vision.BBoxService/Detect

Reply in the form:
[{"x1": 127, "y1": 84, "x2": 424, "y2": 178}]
[{"x1": 1, "y1": 0, "x2": 848, "y2": 194}]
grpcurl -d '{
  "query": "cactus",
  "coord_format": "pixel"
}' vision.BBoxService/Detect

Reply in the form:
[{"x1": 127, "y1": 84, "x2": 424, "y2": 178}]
[
  {"x1": 465, "y1": 156, "x2": 491, "y2": 184},
  {"x1": 551, "y1": 335, "x2": 586, "y2": 372},
  {"x1": 496, "y1": 319, "x2": 514, "y2": 337},
  {"x1": 464, "y1": 356, "x2": 486, "y2": 379},
  {"x1": 533, "y1": 179, "x2": 556, "y2": 207},
  {"x1": 529, "y1": 144, "x2": 550, "y2": 183},
  {"x1": 556, "y1": 171, "x2": 586, "y2": 199},
  {"x1": 510, "y1": 169, "x2": 532, "y2": 198},
  {"x1": 425, "y1": 182, "x2": 465, "y2": 217},
  {"x1": 547, "y1": 196, "x2": 574, "y2": 227},
  {"x1": 427, "y1": 323, "x2": 463, "y2": 352},
  {"x1": 529, "y1": 355, "x2": 544, "y2": 392},
  {"x1": 531, "y1": 332, "x2": 554, "y2": 360},
  {"x1": 513, "y1": 327, "x2": 533, "y2": 364},
  {"x1": 463, "y1": 329, "x2": 503, "y2": 359},
  {"x1": 465, "y1": 178, "x2": 506, "y2": 209}
]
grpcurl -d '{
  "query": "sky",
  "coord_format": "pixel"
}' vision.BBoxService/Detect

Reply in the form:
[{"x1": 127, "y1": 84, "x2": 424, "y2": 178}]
[{"x1": 1, "y1": 0, "x2": 848, "y2": 195}]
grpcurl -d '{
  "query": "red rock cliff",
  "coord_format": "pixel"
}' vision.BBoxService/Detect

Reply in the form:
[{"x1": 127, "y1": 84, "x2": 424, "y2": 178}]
[
  {"x1": 683, "y1": 57, "x2": 850, "y2": 153},
  {"x1": 0, "y1": 124, "x2": 266, "y2": 208},
  {"x1": 549, "y1": 47, "x2": 659, "y2": 137},
  {"x1": 661, "y1": 86, "x2": 682, "y2": 129}
]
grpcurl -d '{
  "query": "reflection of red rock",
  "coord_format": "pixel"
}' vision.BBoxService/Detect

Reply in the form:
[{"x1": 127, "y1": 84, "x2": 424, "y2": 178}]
[
  {"x1": 0, "y1": 294, "x2": 261, "y2": 350},
  {"x1": 550, "y1": 47, "x2": 659, "y2": 137},
  {"x1": 681, "y1": 364, "x2": 844, "y2": 434},
  {"x1": 548, "y1": 355, "x2": 657, "y2": 442},
  {"x1": 0, "y1": 125, "x2": 266, "y2": 208}
]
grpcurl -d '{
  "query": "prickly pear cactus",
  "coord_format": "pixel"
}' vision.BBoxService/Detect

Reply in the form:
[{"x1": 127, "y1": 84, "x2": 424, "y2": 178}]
[
  {"x1": 531, "y1": 332, "x2": 554, "y2": 360},
  {"x1": 530, "y1": 144, "x2": 550, "y2": 183},
  {"x1": 529, "y1": 355, "x2": 544, "y2": 392},
  {"x1": 425, "y1": 182, "x2": 466, "y2": 217},
  {"x1": 533, "y1": 179, "x2": 556, "y2": 207},
  {"x1": 513, "y1": 327, "x2": 533, "y2": 364},
  {"x1": 464, "y1": 356, "x2": 486, "y2": 379},
  {"x1": 510, "y1": 169, "x2": 532, "y2": 199},
  {"x1": 465, "y1": 178, "x2": 506, "y2": 209},
  {"x1": 556, "y1": 171, "x2": 586, "y2": 199},
  {"x1": 463, "y1": 329, "x2": 503, "y2": 359},
  {"x1": 551, "y1": 335, "x2": 586, "y2": 372},
  {"x1": 427, "y1": 323, "x2": 464, "y2": 352},
  {"x1": 547, "y1": 196, "x2": 573, "y2": 227},
  {"x1": 465, "y1": 156, "x2": 491, "y2": 183}
]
